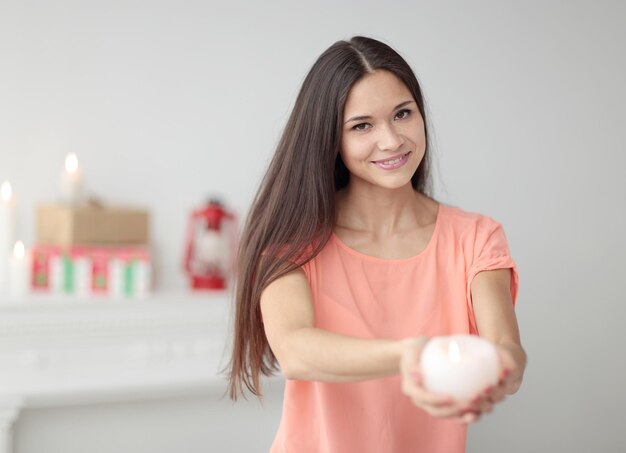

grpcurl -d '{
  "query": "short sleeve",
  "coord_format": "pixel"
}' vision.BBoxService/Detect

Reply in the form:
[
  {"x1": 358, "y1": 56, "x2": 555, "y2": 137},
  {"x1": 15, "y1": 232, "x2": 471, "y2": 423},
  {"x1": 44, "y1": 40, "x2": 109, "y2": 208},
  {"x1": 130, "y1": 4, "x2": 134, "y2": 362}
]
[{"x1": 465, "y1": 217, "x2": 520, "y2": 333}]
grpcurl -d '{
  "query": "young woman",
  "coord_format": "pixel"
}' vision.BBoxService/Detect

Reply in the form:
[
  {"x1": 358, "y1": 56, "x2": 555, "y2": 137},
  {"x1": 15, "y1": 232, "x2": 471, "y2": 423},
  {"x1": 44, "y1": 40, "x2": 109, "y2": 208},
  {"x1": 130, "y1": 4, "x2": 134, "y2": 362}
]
[{"x1": 226, "y1": 36, "x2": 526, "y2": 453}]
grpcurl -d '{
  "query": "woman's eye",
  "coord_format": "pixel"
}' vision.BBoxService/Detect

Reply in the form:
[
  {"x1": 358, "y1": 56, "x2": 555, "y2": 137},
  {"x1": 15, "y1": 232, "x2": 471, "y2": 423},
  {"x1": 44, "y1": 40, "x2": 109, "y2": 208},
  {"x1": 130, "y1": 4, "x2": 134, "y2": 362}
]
[
  {"x1": 350, "y1": 110, "x2": 411, "y2": 132},
  {"x1": 352, "y1": 123, "x2": 370, "y2": 132},
  {"x1": 395, "y1": 109, "x2": 412, "y2": 120}
]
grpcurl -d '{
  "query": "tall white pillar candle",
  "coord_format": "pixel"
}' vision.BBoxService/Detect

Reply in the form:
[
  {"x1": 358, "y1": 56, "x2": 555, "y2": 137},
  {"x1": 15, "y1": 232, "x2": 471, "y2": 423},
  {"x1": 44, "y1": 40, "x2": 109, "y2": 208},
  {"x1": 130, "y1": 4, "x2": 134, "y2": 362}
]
[
  {"x1": 9, "y1": 241, "x2": 30, "y2": 299},
  {"x1": 60, "y1": 153, "x2": 83, "y2": 204},
  {"x1": 420, "y1": 334, "x2": 501, "y2": 401},
  {"x1": 0, "y1": 182, "x2": 16, "y2": 294}
]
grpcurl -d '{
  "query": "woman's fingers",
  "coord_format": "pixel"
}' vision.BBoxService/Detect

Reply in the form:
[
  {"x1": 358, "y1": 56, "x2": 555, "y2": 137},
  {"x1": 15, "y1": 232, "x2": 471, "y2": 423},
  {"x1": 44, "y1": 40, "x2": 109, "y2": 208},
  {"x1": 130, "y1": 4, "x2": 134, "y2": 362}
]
[
  {"x1": 463, "y1": 382, "x2": 506, "y2": 417},
  {"x1": 461, "y1": 411, "x2": 481, "y2": 424},
  {"x1": 476, "y1": 399, "x2": 493, "y2": 415},
  {"x1": 403, "y1": 372, "x2": 453, "y2": 406},
  {"x1": 401, "y1": 370, "x2": 471, "y2": 418},
  {"x1": 496, "y1": 346, "x2": 516, "y2": 387},
  {"x1": 403, "y1": 381, "x2": 461, "y2": 418},
  {"x1": 400, "y1": 338, "x2": 455, "y2": 409},
  {"x1": 400, "y1": 336, "x2": 511, "y2": 422},
  {"x1": 489, "y1": 386, "x2": 507, "y2": 404},
  {"x1": 409, "y1": 395, "x2": 466, "y2": 419}
]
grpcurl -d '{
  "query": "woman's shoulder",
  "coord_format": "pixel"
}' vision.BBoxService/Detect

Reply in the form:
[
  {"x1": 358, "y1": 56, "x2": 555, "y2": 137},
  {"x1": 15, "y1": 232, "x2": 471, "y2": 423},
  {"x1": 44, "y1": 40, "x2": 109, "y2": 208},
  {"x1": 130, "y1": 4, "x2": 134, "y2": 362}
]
[
  {"x1": 441, "y1": 202, "x2": 484, "y2": 220},
  {"x1": 438, "y1": 202, "x2": 504, "y2": 234}
]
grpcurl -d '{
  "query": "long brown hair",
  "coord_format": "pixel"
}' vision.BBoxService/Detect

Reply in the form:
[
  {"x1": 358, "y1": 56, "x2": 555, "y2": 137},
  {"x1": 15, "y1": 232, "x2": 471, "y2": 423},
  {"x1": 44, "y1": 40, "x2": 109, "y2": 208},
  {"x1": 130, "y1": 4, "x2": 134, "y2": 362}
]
[{"x1": 226, "y1": 36, "x2": 434, "y2": 400}]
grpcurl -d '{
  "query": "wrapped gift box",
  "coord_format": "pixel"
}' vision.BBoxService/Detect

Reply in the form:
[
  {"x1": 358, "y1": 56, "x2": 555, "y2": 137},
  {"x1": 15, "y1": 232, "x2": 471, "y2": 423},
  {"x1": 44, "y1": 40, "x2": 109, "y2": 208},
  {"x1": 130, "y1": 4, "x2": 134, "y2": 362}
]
[
  {"x1": 37, "y1": 203, "x2": 149, "y2": 246},
  {"x1": 31, "y1": 245, "x2": 152, "y2": 297}
]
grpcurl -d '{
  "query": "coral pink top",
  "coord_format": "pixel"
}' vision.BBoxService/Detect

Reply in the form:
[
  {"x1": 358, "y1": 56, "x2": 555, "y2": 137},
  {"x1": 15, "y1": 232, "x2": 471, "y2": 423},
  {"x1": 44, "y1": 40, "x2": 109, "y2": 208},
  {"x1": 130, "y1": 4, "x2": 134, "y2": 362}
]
[{"x1": 269, "y1": 202, "x2": 519, "y2": 453}]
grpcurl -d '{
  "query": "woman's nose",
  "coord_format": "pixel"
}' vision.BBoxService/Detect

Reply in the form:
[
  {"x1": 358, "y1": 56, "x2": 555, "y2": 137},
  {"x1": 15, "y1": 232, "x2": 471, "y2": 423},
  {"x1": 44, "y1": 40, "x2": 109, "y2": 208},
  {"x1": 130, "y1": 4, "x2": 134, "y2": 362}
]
[{"x1": 377, "y1": 122, "x2": 404, "y2": 151}]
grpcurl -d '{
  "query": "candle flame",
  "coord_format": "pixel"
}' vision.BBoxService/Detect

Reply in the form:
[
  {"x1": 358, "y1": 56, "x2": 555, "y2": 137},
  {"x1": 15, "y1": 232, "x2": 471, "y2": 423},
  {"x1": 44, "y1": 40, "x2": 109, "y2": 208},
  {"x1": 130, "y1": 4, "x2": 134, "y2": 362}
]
[
  {"x1": 448, "y1": 340, "x2": 461, "y2": 363},
  {"x1": 13, "y1": 241, "x2": 25, "y2": 259},
  {"x1": 65, "y1": 153, "x2": 79, "y2": 174},
  {"x1": 1, "y1": 181, "x2": 12, "y2": 201}
]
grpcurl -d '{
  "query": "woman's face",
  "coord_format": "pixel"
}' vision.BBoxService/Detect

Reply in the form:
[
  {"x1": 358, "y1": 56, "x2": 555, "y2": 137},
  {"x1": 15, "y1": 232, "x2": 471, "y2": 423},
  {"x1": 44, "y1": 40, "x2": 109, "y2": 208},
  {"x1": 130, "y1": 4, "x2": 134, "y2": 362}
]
[{"x1": 340, "y1": 69, "x2": 425, "y2": 191}]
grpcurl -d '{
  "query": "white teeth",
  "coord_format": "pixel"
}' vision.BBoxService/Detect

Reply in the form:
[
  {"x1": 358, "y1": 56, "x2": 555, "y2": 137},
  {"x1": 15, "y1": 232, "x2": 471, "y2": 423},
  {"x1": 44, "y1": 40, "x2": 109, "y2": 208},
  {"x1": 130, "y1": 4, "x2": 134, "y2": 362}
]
[
  {"x1": 372, "y1": 152, "x2": 410, "y2": 166},
  {"x1": 378, "y1": 153, "x2": 408, "y2": 165}
]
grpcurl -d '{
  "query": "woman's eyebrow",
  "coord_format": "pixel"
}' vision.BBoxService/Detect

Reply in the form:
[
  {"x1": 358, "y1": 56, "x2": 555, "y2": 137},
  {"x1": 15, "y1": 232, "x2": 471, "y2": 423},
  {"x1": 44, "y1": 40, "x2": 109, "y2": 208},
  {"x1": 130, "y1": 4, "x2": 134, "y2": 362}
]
[{"x1": 344, "y1": 100, "x2": 415, "y2": 124}]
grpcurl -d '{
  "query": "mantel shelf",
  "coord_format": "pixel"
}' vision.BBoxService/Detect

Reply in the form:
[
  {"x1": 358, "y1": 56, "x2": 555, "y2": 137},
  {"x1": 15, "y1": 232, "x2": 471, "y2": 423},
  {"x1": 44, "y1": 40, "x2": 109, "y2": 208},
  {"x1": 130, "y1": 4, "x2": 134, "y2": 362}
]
[
  {"x1": 0, "y1": 290, "x2": 253, "y2": 410},
  {"x1": 0, "y1": 289, "x2": 232, "y2": 309}
]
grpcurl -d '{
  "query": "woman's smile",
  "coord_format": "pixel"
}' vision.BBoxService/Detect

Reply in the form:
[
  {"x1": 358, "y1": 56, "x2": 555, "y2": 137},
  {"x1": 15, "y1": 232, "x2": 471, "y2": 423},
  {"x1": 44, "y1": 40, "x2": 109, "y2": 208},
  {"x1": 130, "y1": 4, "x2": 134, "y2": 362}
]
[{"x1": 371, "y1": 151, "x2": 412, "y2": 170}]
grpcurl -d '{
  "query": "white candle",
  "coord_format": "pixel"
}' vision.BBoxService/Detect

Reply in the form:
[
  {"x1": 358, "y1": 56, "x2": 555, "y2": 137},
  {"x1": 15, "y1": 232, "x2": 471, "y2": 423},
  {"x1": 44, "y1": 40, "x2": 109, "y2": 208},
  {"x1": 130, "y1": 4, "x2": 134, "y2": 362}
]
[
  {"x1": 0, "y1": 181, "x2": 16, "y2": 294},
  {"x1": 420, "y1": 334, "x2": 501, "y2": 401},
  {"x1": 196, "y1": 229, "x2": 228, "y2": 271},
  {"x1": 9, "y1": 240, "x2": 30, "y2": 299},
  {"x1": 60, "y1": 153, "x2": 83, "y2": 204}
]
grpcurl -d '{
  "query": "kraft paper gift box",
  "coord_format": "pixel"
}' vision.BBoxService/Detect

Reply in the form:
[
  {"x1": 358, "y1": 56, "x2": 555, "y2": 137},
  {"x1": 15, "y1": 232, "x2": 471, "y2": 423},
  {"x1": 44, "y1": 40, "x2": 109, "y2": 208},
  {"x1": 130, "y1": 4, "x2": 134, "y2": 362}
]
[{"x1": 36, "y1": 204, "x2": 149, "y2": 246}]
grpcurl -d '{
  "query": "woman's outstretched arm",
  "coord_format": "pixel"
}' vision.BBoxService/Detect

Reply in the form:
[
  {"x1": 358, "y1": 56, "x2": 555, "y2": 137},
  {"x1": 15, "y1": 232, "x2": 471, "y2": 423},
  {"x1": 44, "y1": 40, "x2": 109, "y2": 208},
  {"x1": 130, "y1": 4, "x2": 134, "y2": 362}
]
[
  {"x1": 450, "y1": 267, "x2": 527, "y2": 422},
  {"x1": 260, "y1": 268, "x2": 407, "y2": 382},
  {"x1": 471, "y1": 267, "x2": 527, "y2": 394},
  {"x1": 399, "y1": 267, "x2": 526, "y2": 424}
]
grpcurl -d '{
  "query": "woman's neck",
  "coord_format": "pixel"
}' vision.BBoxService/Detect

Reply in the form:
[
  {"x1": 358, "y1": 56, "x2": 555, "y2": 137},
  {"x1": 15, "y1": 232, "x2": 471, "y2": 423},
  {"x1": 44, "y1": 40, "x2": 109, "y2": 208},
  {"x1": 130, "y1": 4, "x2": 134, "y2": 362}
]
[{"x1": 335, "y1": 183, "x2": 432, "y2": 238}]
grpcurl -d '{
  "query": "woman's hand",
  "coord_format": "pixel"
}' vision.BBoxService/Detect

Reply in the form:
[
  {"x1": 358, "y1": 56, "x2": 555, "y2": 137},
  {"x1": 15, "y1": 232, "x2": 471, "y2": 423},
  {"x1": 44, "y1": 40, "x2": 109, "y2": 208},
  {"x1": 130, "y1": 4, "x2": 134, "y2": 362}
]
[
  {"x1": 451, "y1": 344, "x2": 518, "y2": 422},
  {"x1": 400, "y1": 337, "x2": 471, "y2": 422},
  {"x1": 399, "y1": 337, "x2": 517, "y2": 424}
]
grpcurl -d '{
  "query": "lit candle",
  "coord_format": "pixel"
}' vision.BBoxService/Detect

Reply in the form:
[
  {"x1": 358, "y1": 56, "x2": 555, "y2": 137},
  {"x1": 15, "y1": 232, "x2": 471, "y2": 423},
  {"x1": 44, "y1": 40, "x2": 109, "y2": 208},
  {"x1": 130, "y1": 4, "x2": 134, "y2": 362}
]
[
  {"x1": 196, "y1": 229, "x2": 228, "y2": 271},
  {"x1": 0, "y1": 181, "x2": 16, "y2": 294},
  {"x1": 9, "y1": 240, "x2": 30, "y2": 298},
  {"x1": 60, "y1": 153, "x2": 83, "y2": 204},
  {"x1": 420, "y1": 334, "x2": 501, "y2": 401}
]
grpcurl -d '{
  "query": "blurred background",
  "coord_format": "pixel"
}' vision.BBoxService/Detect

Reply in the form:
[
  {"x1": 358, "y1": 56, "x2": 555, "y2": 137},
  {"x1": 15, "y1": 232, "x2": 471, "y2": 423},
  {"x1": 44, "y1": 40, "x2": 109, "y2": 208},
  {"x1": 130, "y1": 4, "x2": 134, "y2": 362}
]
[{"x1": 1, "y1": 0, "x2": 625, "y2": 452}]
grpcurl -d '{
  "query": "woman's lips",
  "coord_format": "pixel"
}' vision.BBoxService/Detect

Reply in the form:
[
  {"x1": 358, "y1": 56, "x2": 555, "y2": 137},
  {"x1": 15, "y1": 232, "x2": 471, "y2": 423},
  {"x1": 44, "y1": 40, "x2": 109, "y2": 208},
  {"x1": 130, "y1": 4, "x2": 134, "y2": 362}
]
[{"x1": 372, "y1": 151, "x2": 411, "y2": 170}]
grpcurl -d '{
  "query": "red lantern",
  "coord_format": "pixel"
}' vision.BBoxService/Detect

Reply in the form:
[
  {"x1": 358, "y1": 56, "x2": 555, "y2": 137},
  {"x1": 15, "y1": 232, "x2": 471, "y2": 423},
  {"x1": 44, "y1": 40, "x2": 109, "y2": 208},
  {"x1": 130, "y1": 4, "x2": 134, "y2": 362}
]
[{"x1": 183, "y1": 198, "x2": 236, "y2": 290}]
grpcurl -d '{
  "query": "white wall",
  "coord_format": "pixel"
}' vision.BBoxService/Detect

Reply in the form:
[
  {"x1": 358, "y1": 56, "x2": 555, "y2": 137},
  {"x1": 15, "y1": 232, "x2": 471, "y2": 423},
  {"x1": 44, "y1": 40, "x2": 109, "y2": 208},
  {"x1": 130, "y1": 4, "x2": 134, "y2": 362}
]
[
  {"x1": 1, "y1": 0, "x2": 625, "y2": 451},
  {"x1": 13, "y1": 380, "x2": 285, "y2": 453}
]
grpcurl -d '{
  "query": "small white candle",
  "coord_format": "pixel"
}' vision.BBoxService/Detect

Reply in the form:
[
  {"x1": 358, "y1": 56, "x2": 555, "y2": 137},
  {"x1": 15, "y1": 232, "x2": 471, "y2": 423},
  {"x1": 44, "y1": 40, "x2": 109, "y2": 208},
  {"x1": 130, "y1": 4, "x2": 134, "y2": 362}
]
[
  {"x1": 196, "y1": 229, "x2": 228, "y2": 271},
  {"x1": 420, "y1": 334, "x2": 501, "y2": 401},
  {"x1": 9, "y1": 240, "x2": 30, "y2": 299},
  {"x1": 0, "y1": 181, "x2": 16, "y2": 294},
  {"x1": 60, "y1": 153, "x2": 83, "y2": 204}
]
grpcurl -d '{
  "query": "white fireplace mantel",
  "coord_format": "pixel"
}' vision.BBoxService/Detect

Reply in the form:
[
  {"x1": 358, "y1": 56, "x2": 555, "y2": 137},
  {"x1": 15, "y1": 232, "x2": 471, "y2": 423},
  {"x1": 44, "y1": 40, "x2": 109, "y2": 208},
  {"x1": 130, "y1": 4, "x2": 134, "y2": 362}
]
[{"x1": 0, "y1": 291, "x2": 243, "y2": 453}]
